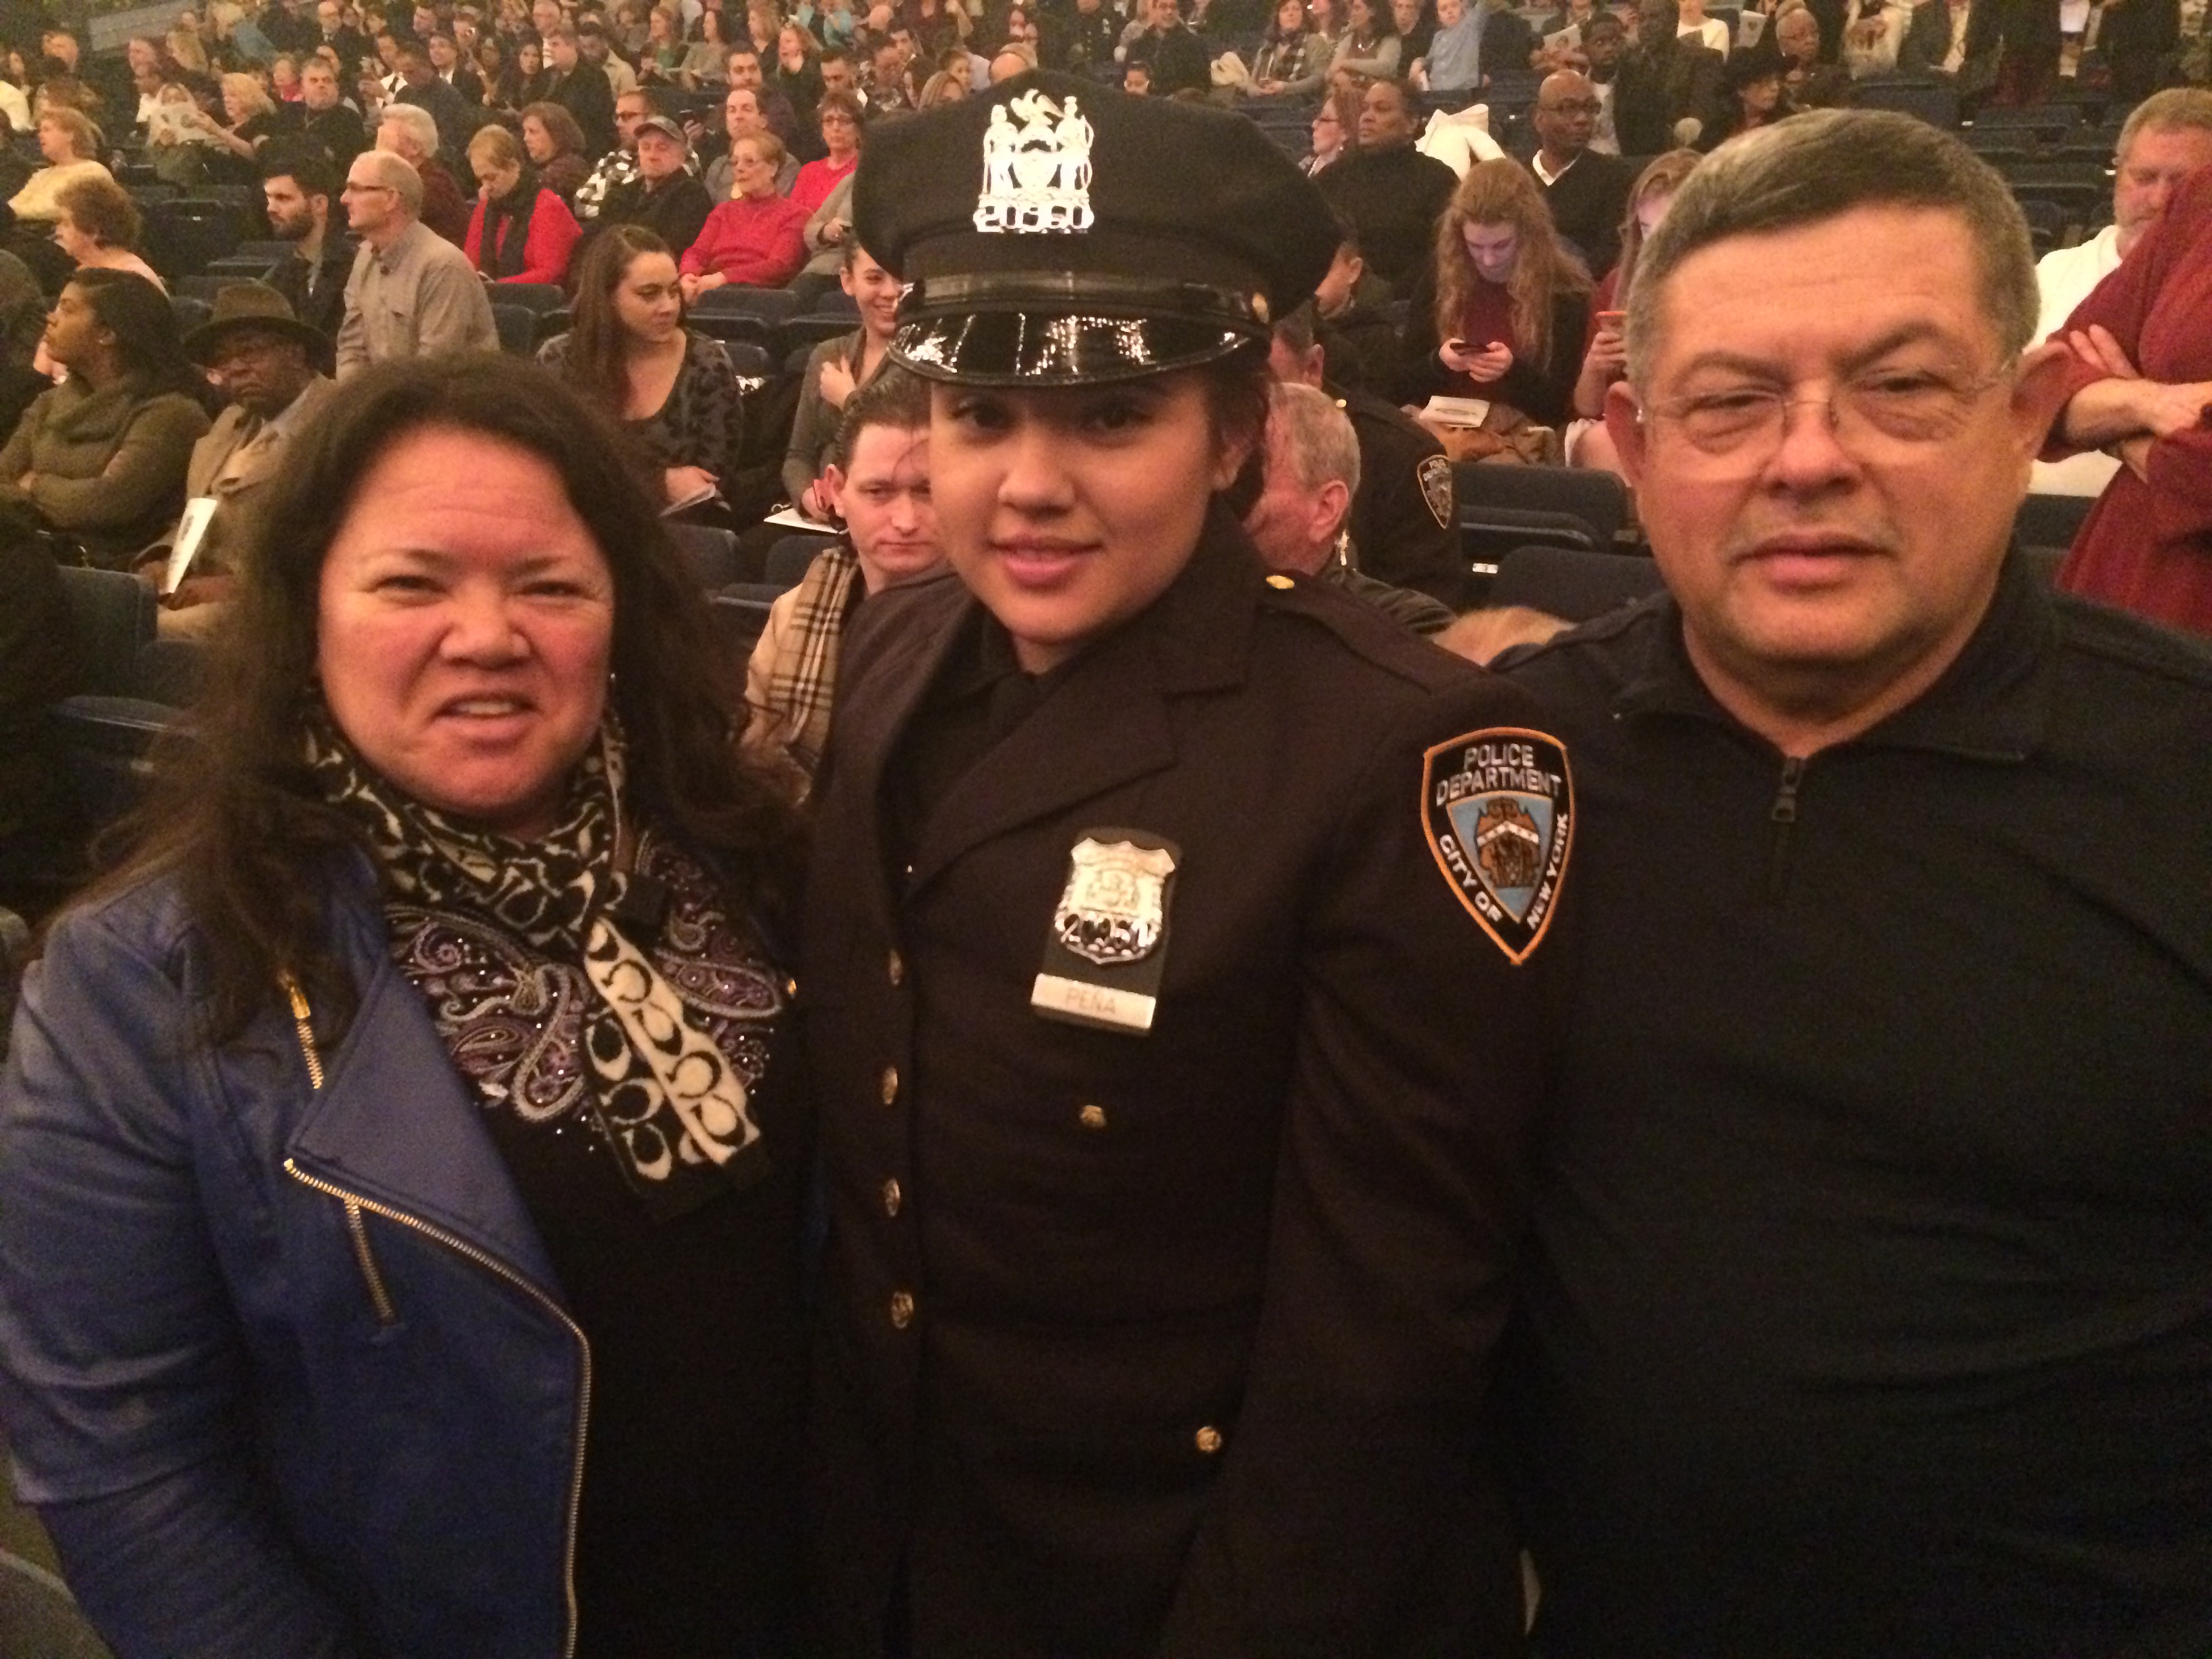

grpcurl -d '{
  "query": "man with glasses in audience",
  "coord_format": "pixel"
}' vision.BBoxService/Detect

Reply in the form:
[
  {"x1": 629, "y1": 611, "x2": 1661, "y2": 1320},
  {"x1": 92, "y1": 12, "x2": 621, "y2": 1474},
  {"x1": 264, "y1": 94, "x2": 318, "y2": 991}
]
[
  {"x1": 335, "y1": 148, "x2": 498, "y2": 375},
  {"x1": 1523, "y1": 68, "x2": 1633, "y2": 276},
  {"x1": 1499, "y1": 110, "x2": 2212, "y2": 1656}
]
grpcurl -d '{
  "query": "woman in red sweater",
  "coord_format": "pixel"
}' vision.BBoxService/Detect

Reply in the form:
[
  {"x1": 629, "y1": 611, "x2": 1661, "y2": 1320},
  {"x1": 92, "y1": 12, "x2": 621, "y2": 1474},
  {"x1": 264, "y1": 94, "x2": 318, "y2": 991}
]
[
  {"x1": 679, "y1": 131, "x2": 810, "y2": 296},
  {"x1": 463, "y1": 123, "x2": 583, "y2": 287}
]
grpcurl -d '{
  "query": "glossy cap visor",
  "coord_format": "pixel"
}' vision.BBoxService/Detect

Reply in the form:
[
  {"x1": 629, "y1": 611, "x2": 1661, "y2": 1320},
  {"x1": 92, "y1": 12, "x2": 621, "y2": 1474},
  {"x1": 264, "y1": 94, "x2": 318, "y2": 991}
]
[{"x1": 891, "y1": 310, "x2": 1252, "y2": 385}]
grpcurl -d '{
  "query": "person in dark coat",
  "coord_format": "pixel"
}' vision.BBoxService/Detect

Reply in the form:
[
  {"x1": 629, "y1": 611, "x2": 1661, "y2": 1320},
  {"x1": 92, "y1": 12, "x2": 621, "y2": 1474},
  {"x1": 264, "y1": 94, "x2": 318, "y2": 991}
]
[
  {"x1": 1613, "y1": 0, "x2": 1723, "y2": 150},
  {"x1": 586, "y1": 114, "x2": 714, "y2": 262},
  {"x1": 543, "y1": 22, "x2": 618, "y2": 156},
  {"x1": 810, "y1": 68, "x2": 1572, "y2": 1659},
  {"x1": 1315, "y1": 78, "x2": 1461, "y2": 287}
]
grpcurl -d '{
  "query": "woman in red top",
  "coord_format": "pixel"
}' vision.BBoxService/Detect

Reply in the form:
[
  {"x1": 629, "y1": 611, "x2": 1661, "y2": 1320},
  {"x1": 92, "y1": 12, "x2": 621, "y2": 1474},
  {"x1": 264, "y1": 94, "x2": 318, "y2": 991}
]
[
  {"x1": 2043, "y1": 165, "x2": 2212, "y2": 637},
  {"x1": 1400, "y1": 157, "x2": 1593, "y2": 427},
  {"x1": 463, "y1": 124, "x2": 583, "y2": 286},
  {"x1": 790, "y1": 89, "x2": 863, "y2": 220},
  {"x1": 680, "y1": 132, "x2": 810, "y2": 295}
]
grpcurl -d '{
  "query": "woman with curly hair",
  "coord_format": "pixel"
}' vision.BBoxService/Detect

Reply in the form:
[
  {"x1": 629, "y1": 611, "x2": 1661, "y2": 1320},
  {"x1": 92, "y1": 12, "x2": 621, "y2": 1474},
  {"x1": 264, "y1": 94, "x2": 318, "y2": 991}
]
[{"x1": 1401, "y1": 155, "x2": 1592, "y2": 426}]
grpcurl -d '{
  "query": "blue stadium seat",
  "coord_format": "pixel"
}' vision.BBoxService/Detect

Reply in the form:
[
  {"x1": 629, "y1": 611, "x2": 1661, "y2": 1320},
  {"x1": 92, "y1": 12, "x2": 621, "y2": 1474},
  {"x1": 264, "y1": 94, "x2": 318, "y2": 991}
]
[{"x1": 1490, "y1": 544, "x2": 1665, "y2": 622}]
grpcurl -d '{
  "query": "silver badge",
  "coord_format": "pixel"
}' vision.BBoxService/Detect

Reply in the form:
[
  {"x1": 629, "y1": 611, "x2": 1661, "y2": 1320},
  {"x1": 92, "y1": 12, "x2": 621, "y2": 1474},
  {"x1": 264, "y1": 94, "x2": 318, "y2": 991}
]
[
  {"x1": 974, "y1": 89, "x2": 1095, "y2": 235},
  {"x1": 1052, "y1": 837, "x2": 1174, "y2": 965}
]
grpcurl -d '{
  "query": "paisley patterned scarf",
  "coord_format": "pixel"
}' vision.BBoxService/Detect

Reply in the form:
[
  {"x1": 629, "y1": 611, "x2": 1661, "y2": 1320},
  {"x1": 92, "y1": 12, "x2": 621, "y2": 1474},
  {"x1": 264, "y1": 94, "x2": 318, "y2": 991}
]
[{"x1": 307, "y1": 712, "x2": 769, "y2": 1218}]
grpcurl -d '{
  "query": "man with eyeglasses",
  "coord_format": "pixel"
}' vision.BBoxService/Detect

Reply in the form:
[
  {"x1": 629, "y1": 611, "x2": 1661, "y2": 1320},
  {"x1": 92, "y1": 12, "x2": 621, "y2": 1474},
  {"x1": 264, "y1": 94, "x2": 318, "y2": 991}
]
[
  {"x1": 1523, "y1": 68, "x2": 1633, "y2": 276},
  {"x1": 1497, "y1": 110, "x2": 2212, "y2": 1656},
  {"x1": 335, "y1": 148, "x2": 498, "y2": 375}
]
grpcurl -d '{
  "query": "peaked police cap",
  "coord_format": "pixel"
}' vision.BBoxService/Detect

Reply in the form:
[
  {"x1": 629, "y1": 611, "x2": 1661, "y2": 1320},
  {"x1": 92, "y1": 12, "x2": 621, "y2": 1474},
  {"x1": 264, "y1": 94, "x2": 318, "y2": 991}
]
[{"x1": 853, "y1": 70, "x2": 1338, "y2": 385}]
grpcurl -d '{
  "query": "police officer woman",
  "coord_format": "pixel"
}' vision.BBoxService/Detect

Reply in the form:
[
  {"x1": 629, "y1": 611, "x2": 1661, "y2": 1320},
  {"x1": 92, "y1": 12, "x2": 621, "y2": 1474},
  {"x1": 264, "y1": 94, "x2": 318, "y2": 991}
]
[{"x1": 806, "y1": 72, "x2": 1576, "y2": 1658}]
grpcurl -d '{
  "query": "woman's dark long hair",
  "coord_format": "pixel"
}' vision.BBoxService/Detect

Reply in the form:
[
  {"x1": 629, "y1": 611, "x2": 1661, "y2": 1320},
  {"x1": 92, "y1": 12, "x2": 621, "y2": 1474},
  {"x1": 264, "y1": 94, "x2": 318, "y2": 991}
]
[
  {"x1": 93, "y1": 355, "x2": 802, "y2": 1048},
  {"x1": 68, "y1": 268, "x2": 213, "y2": 406},
  {"x1": 562, "y1": 222, "x2": 674, "y2": 416}
]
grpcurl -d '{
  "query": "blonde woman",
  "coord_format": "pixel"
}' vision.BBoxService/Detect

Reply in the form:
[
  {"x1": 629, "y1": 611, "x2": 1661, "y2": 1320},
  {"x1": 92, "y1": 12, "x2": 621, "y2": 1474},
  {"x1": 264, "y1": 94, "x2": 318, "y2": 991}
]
[
  {"x1": 7, "y1": 109, "x2": 108, "y2": 228},
  {"x1": 192, "y1": 72, "x2": 282, "y2": 165},
  {"x1": 1402, "y1": 155, "x2": 1592, "y2": 426},
  {"x1": 1569, "y1": 147, "x2": 1698, "y2": 469}
]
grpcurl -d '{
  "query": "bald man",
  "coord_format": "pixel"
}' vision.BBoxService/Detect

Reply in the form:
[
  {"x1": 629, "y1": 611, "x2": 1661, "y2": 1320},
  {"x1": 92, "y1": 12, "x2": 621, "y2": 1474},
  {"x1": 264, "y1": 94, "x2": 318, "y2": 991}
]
[{"x1": 1528, "y1": 68, "x2": 1635, "y2": 275}]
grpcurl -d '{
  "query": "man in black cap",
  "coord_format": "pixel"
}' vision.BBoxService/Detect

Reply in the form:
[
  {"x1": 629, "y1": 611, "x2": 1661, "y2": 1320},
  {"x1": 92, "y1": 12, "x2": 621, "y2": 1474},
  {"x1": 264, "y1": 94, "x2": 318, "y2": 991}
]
[
  {"x1": 144, "y1": 283, "x2": 338, "y2": 634},
  {"x1": 583, "y1": 111, "x2": 713, "y2": 261},
  {"x1": 806, "y1": 66, "x2": 1568, "y2": 1659}
]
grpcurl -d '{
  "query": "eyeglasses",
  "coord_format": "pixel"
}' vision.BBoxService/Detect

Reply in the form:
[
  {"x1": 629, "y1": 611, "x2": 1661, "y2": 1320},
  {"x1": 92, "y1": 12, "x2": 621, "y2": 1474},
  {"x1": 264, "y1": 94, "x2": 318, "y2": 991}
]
[
  {"x1": 1639, "y1": 362, "x2": 2015, "y2": 463},
  {"x1": 1540, "y1": 97, "x2": 1603, "y2": 114}
]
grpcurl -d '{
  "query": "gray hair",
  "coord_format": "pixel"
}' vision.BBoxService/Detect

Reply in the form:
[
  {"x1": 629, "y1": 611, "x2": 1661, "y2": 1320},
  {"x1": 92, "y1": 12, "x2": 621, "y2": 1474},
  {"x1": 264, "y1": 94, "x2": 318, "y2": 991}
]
[
  {"x1": 1624, "y1": 109, "x2": 2036, "y2": 387},
  {"x1": 354, "y1": 146, "x2": 424, "y2": 213},
  {"x1": 1267, "y1": 382, "x2": 1361, "y2": 500},
  {"x1": 376, "y1": 101, "x2": 440, "y2": 162},
  {"x1": 2115, "y1": 87, "x2": 2212, "y2": 167}
]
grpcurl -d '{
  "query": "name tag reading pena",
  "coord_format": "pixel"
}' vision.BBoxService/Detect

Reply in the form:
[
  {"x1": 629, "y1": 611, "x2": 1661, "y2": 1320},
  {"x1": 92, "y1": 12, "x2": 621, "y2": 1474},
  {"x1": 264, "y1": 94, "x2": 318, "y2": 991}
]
[{"x1": 1030, "y1": 830, "x2": 1180, "y2": 1036}]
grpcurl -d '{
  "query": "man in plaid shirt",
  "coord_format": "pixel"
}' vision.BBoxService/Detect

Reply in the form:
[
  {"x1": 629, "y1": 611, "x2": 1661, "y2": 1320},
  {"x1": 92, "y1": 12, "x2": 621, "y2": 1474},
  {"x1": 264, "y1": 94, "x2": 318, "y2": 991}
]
[{"x1": 744, "y1": 365, "x2": 945, "y2": 785}]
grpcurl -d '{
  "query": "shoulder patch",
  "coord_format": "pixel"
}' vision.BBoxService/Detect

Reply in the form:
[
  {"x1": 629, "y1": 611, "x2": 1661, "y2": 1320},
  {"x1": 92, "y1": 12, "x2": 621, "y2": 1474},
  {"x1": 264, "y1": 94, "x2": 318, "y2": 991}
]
[
  {"x1": 1420, "y1": 727, "x2": 1572, "y2": 964},
  {"x1": 1418, "y1": 453, "x2": 1454, "y2": 531}
]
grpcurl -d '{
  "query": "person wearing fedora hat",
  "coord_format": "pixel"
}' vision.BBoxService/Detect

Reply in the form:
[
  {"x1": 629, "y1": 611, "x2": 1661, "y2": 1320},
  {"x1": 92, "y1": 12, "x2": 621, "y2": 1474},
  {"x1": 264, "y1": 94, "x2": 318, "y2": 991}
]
[
  {"x1": 803, "y1": 68, "x2": 1576, "y2": 1657},
  {"x1": 144, "y1": 281, "x2": 338, "y2": 632}
]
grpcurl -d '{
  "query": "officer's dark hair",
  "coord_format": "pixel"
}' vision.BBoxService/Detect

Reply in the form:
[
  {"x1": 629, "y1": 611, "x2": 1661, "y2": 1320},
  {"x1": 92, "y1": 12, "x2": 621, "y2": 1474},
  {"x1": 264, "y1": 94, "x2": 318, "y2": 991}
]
[
  {"x1": 832, "y1": 361, "x2": 930, "y2": 466},
  {"x1": 821, "y1": 41, "x2": 853, "y2": 65},
  {"x1": 1199, "y1": 342, "x2": 1273, "y2": 517},
  {"x1": 1271, "y1": 299, "x2": 1320, "y2": 356},
  {"x1": 1624, "y1": 110, "x2": 2036, "y2": 386}
]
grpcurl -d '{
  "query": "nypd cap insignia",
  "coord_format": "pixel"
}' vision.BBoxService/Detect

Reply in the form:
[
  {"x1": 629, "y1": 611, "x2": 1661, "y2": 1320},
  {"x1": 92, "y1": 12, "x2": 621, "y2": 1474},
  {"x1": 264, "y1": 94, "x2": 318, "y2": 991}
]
[
  {"x1": 853, "y1": 69, "x2": 1338, "y2": 386},
  {"x1": 1421, "y1": 729, "x2": 1573, "y2": 964}
]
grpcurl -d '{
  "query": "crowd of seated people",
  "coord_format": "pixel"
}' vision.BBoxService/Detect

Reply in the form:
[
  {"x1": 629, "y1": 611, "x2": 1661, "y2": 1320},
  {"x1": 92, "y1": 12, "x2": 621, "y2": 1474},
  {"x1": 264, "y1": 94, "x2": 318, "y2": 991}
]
[{"x1": 0, "y1": 0, "x2": 2199, "y2": 928}]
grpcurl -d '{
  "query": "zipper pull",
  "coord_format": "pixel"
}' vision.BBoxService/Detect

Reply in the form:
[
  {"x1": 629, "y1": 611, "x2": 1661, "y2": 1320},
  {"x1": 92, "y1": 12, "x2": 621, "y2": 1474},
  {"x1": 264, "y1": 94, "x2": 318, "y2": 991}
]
[
  {"x1": 281, "y1": 973, "x2": 326, "y2": 1092},
  {"x1": 1771, "y1": 755, "x2": 1805, "y2": 824}
]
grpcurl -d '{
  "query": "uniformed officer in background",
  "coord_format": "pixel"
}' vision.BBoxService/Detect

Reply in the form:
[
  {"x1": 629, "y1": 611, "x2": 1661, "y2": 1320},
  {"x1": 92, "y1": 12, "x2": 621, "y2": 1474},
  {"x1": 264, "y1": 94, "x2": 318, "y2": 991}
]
[{"x1": 804, "y1": 70, "x2": 1576, "y2": 1659}]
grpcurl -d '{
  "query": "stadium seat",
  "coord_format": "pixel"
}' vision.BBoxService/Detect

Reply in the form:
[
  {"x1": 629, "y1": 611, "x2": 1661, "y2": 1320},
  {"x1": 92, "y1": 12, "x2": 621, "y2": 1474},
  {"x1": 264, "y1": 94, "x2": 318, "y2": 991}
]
[
  {"x1": 493, "y1": 281, "x2": 568, "y2": 314},
  {"x1": 773, "y1": 313, "x2": 858, "y2": 357},
  {"x1": 491, "y1": 302, "x2": 536, "y2": 354},
  {"x1": 692, "y1": 310, "x2": 773, "y2": 347},
  {"x1": 47, "y1": 568, "x2": 176, "y2": 832},
  {"x1": 692, "y1": 285, "x2": 801, "y2": 326},
  {"x1": 141, "y1": 197, "x2": 249, "y2": 279},
  {"x1": 765, "y1": 533, "x2": 833, "y2": 586},
  {"x1": 1489, "y1": 544, "x2": 1665, "y2": 622},
  {"x1": 668, "y1": 522, "x2": 748, "y2": 588},
  {"x1": 169, "y1": 295, "x2": 212, "y2": 335},
  {"x1": 1453, "y1": 462, "x2": 1630, "y2": 548},
  {"x1": 1849, "y1": 78, "x2": 1957, "y2": 129},
  {"x1": 724, "y1": 340, "x2": 773, "y2": 378}
]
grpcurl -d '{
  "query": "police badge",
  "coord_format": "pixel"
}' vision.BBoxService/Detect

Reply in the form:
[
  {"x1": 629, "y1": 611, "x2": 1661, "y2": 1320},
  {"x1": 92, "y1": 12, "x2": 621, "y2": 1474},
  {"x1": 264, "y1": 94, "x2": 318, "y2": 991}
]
[
  {"x1": 974, "y1": 89, "x2": 1096, "y2": 234},
  {"x1": 1420, "y1": 729, "x2": 1573, "y2": 963},
  {"x1": 1031, "y1": 830, "x2": 1180, "y2": 1033}
]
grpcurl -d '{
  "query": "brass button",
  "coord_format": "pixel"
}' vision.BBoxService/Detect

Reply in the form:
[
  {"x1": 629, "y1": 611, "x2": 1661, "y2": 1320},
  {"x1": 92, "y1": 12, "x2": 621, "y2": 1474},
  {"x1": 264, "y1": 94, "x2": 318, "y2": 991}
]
[
  {"x1": 1265, "y1": 573, "x2": 1295, "y2": 590},
  {"x1": 881, "y1": 1177, "x2": 902, "y2": 1217},
  {"x1": 784, "y1": 976, "x2": 798, "y2": 998},
  {"x1": 880, "y1": 1065, "x2": 900, "y2": 1106},
  {"x1": 1078, "y1": 1103, "x2": 1107, "y2": 1130},
  {"x1": 887, "y1": 949, "x2": 904, "y2": 987},
  {"x1": 1194, "y1": 1425, "x2": 1224, "y2": 1454},
  {"x1": 889, "y1": 1290, "x2": 915, "y2": 1329}
]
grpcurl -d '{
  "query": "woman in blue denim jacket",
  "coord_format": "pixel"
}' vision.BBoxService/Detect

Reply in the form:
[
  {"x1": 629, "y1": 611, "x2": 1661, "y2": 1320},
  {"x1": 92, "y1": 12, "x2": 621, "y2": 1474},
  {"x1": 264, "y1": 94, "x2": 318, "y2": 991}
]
[{"x1": 0, "y1": 355, "x2": 810, "y2": 1659}]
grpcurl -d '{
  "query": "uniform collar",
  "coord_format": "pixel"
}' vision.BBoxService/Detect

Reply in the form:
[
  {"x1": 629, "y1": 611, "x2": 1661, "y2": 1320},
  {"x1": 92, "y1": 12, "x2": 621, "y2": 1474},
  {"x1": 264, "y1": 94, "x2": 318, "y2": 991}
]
[{"x1": 1616, "y1": 546, "x2": 2057, "y2": 762}]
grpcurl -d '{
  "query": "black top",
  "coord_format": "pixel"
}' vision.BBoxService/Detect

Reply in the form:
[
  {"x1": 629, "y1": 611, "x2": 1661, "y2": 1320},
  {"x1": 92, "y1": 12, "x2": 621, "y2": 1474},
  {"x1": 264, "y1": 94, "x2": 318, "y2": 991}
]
[
  {"x1": 591, "y1": 170, "x2": 716, "y2": 262},
  {"x1": 544, "y1": 61, "x2": 617, "y2": 157},
  {"x1": 1499, "y1": 558, "x2": 2212, "y2": 1656},
  {"x1": 1313, "y1": 142, "x2": 1460, "y2": 288},
  {"x1": 266, "y1": 239, "x2": 358, "y2": 342},
  {"x1": 404, "y1": 832, "x2": 807, "y2": 1656},
  {"x1": 1531, "y1": 147, "x2": 1635, "y2": 279}
]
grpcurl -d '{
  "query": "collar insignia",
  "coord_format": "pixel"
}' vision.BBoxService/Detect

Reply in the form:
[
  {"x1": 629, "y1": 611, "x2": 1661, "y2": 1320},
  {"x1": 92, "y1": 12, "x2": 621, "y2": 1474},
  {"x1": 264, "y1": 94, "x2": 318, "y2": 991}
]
[{"x1": 975, "y1": 89, "x2": 1096, "y2": 234}]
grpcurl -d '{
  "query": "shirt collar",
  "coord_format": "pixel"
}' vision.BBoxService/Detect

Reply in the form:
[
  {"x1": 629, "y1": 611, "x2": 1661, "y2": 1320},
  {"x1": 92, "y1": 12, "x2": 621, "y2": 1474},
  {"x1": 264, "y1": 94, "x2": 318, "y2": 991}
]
[{"x1": 1616, "y1": 547, "x2": 2057, "y2": 762}]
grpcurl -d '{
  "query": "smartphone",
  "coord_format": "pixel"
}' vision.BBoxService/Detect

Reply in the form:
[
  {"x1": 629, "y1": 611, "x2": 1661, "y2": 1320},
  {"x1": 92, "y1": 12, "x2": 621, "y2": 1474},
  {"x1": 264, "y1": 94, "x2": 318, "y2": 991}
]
[{"x1": 1596, "y1": 310, "x2": 1626, "y2": 327}]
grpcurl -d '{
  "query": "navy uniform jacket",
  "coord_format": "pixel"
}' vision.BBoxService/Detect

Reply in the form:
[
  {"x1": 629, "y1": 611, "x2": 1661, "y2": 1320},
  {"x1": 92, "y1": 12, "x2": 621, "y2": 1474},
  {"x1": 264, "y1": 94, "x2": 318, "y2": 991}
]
[
  {"x1": 1498, "y1": 556, "x2": 2212, "y2": 1656},
  {"x1": 1338, "y1": 385, "x2": 1471, "y2": 611},
  {"x1": 802, "y1": 516, "x2": 1575, "y2": 1658}
]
